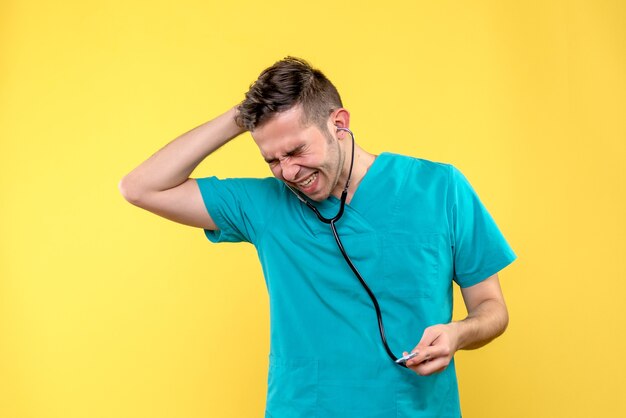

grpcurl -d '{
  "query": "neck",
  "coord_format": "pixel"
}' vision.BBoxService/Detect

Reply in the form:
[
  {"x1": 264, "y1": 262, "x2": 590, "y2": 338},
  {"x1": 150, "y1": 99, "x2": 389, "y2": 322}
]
[{"x1": 334, "y1": 143, "x2": 376, "y2": 203}]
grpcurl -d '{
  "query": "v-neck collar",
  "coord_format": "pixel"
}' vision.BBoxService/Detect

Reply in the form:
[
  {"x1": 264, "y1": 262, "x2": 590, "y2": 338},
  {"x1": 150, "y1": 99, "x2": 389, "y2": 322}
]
[{"x1": 315, "y1": 152, "x2": 389, "y2": 213}]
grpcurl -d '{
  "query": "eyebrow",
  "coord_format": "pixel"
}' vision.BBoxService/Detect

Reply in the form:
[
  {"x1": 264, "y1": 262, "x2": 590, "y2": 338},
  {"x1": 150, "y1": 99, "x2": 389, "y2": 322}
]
[{"x1": 264, "y1": 144, "x2": 305, "y2": 164}]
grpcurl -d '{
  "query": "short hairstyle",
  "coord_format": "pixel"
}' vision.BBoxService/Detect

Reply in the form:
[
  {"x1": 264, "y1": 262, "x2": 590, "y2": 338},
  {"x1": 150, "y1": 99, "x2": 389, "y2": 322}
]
[{"x1": 235, "y1": 56, "x2": 343, "y2": 132}]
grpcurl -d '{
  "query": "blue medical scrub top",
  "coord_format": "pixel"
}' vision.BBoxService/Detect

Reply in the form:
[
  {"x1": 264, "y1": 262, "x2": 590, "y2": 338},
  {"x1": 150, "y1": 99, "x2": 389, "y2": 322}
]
[{"x1": 196, "y1": 152, "x2": 517, "y2": 418}]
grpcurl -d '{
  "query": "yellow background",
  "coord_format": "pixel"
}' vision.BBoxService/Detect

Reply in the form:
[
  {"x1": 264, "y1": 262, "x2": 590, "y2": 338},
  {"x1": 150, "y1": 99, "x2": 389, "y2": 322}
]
[{"x1": 1, "y1": 0, "x2": 624, "y2": 417}]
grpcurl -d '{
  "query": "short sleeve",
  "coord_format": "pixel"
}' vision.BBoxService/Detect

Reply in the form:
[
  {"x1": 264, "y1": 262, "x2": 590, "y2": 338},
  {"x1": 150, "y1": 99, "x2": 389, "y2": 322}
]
[
  {"x1": 447, "y1": 165, "x2": 517, "y2": 287},
  {"x1": 195, "y1": 176, "x2": 279, "y2": 244}
]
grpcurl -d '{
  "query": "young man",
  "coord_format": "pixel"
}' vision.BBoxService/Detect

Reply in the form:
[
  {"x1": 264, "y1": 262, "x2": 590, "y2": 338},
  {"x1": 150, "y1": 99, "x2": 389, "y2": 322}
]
[{"x1": 119, "y1": 56, "x2": 517, "y2": 417}]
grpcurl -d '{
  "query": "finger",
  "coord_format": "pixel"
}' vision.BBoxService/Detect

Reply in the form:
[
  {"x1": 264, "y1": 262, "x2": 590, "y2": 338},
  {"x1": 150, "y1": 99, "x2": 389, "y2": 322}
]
[
  {"x1": 410, "y1": 329, "x2": 443, "y2": 361},
  {"x1": 397, "y1": 350, "x2": 419, "y2": 366},
  {"x1": 406, "y1": 345, "x2": 447, "y2": 367},
  {"x1": 405, "y1": 356, "x2": 433, "y2": 374},
  {"x1": 417, "y1": 325, "x2": 443, "y2": 347},
  {"x1": 406, "y1": 351, "x2": 430, "y2": 367},
  {"x1": 413, "y1": 357, "x2": 449, "y2": 376}
]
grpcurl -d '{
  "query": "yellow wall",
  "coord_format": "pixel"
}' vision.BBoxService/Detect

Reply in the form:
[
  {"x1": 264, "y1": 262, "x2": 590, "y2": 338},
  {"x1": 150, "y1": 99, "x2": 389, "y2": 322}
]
[{"x1": 1, "y1": 1, "x2": 624, "y2": 417}]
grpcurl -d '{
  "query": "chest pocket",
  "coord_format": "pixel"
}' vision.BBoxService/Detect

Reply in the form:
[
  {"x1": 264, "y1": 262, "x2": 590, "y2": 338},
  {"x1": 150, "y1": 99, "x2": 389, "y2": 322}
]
[{"x1": 381, "y1": 232, "x2": 440, "y2": 299}]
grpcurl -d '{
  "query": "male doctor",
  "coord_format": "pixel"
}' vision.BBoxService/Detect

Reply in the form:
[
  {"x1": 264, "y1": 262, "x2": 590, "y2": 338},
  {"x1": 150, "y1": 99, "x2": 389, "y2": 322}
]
[{"x1": 119, "y1": 56, "x2": 516, "y2": 417}]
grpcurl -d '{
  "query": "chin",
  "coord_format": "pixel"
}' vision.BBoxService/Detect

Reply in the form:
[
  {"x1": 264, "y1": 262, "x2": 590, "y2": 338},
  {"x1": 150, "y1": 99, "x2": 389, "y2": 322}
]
[{"x1": 304, "y1": 189, "x2": 330, "y2": 202}]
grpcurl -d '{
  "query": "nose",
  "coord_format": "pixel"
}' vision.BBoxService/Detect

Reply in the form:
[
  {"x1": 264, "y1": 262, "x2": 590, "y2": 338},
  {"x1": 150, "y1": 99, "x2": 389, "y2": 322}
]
[{"x1": 280, "y1": 159, "x2": 300, "y2": 182}]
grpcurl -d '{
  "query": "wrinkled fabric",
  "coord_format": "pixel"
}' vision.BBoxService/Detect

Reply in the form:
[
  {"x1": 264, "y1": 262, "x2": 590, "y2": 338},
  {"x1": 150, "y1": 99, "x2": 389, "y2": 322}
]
[{"x1": 197, "y1": 152, "x2": 517, "y2": 417}]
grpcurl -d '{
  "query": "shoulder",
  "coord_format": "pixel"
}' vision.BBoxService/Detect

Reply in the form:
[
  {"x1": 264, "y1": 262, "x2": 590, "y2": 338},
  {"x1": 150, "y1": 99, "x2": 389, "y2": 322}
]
[
  {"x1": 379, "y1": 152, "x2": 454, "y2": 181},
  {"x1": 196, "y1": 175, "x2": 289, "y2": 202},
  {"x1": 197, "y1": 175, "x2": 283, "y2": 190}
]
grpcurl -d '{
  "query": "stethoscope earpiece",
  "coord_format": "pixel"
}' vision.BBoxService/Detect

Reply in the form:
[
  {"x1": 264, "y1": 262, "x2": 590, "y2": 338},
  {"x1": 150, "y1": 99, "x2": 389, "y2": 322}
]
[{"x1": 336, "y1": 126, "x2": 353, "y2": 143}]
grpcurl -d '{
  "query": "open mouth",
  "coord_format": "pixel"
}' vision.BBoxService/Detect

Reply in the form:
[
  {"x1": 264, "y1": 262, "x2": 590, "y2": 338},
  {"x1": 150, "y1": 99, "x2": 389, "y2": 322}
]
[{"x1": 297, "y1": 171, "x2": 318, "y2": 189}]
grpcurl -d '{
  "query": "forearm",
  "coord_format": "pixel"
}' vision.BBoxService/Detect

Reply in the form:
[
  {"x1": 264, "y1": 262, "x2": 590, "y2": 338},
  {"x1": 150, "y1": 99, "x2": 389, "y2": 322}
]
[
  {"x1": 451, "y1": 298, "x2": 509, "y2": 351},
  {"x1": 120, "y1": 106, "x2": 245, "y2": 197}
]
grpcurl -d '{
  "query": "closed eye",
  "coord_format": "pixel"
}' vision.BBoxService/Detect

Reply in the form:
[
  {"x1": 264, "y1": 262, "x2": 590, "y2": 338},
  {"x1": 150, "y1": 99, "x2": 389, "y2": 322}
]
[
  {"x1": 285, "y1": 144, "x2": 306, "y2": 158},
  {"x1": 264, "y1": 144, "x2": 307, "y2": 166}
]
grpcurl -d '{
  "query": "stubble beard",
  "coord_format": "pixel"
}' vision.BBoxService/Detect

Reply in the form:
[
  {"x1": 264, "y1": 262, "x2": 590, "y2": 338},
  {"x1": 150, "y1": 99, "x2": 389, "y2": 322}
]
[
  {"x1": 315, "y1": 122, "x2": 347, "y2": 201},
  {"x1": 327, "y1": 138, "x2": 346, "y2": 199}
]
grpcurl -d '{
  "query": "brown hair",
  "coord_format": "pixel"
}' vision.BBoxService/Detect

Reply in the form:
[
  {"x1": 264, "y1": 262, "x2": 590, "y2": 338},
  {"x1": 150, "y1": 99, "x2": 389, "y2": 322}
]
[{"x1": 235, "y1": 56, "x2": 343, "y2": 132}]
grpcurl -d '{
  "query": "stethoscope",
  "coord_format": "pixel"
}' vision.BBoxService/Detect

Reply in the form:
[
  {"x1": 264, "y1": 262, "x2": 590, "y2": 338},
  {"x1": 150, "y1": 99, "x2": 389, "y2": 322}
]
[{"x1": 285, "y1": 127, "x2": 412, "y2": 368}]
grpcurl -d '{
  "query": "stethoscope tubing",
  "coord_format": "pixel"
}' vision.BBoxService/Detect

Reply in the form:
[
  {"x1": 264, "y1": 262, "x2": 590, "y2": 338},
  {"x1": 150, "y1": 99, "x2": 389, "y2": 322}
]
[{"x1": 287, "y1": 127, "x2": 407, "y2": 368}]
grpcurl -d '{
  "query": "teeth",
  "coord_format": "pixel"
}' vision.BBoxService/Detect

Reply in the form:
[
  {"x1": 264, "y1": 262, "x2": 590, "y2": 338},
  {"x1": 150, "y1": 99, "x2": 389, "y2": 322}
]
[{"x1": 298, "y1": 172, "x2": 318, "y2": 188}]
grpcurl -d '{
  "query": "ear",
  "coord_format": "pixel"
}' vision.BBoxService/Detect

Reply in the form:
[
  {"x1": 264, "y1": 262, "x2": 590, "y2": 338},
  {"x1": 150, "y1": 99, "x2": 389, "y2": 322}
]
[{"x1": 329, "y1": 108, "x2": 351, "y2": 138}]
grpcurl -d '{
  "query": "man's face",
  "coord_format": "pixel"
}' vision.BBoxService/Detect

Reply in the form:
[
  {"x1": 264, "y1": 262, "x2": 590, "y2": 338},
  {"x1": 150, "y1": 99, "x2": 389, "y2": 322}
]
[{"x1": 251, "y1": 105, "x2": 345, "y2": 202}]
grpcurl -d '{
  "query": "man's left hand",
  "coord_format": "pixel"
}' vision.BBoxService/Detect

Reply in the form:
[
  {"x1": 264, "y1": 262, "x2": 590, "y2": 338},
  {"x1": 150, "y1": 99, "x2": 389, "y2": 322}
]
[{"x1": 403, "y1": 323, "x2": 460, "y2": 376}]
